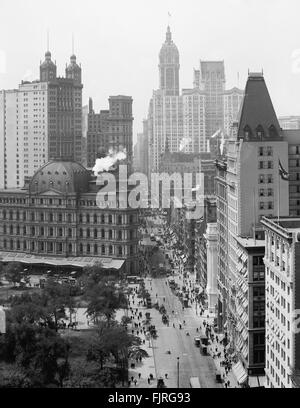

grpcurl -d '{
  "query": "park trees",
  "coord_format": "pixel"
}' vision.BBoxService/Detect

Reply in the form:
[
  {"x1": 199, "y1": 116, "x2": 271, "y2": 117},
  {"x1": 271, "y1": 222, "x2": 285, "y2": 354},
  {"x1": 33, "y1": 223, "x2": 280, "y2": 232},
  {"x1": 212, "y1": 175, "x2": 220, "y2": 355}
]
[{"x1": 3, "y1": 262, "x2": 23, "y2": 287}]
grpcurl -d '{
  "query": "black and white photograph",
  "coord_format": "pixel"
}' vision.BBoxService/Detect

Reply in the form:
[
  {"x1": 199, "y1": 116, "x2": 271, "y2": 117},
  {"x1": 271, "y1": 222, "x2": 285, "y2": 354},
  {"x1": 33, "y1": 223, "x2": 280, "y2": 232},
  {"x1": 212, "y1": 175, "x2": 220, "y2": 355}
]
[{"x1": 0, "y1": 0, "x2": 299, "y2": 393}]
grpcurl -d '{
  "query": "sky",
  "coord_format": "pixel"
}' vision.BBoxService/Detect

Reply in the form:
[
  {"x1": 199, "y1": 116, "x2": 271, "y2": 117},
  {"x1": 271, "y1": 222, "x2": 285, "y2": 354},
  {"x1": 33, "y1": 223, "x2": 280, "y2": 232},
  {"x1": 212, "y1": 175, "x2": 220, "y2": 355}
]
[{"x1": 0, "y1": 0, "x2": 300, "y2": 144}]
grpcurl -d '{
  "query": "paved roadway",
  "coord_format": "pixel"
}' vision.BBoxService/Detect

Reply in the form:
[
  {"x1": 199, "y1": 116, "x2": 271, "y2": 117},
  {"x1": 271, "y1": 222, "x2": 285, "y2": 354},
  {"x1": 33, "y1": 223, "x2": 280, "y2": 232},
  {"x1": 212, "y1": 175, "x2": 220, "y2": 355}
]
[{"x1": 146, "y1": 277, "x2": 221, "y2": 388}]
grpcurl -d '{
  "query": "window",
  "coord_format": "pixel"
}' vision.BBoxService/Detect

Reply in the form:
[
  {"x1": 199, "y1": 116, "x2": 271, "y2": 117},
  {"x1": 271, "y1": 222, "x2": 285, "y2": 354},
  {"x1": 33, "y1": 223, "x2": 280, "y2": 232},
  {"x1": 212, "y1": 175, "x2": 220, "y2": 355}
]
[
  {"x1": 79, "y1": 244, "x2": 83, "y2": 253},
  {"x1": 79, "y1": 214, "x2": 83, "y2": 223},
  {"x1": 109, "y1": 245, "x2": 113, "y2": 255},
  {"x1": 118, "y1": 231, "x2": 122, "y2": 240},
  {"x1": 86, "y1": 214, "x2": 90, "y2": 223},
  {"x1": 256, "y1": 125, "x2": 264, "y2": 139},
  {"x1": 58, "y1": 228, "x2": 63, "y2": 237},
  {"x1": 259, "y1": 175, "x2": 265, "y2": 184},
  {"x1": 101, "y1": 229, "x2": 105, "y2": 238},
  {"x1": 68, "y1": 228, "x2": 72, "y2": 237},
  {"x1": 94, "y1": 228, "x2": 97, "y2": 238},
  {"x1": 268, "y1": 202, "x2": 273, "y2": 210},
  {"x1": 259, "y1": 147, "x2": 264, "y2": 156},
  {"x1": 79, "y1": 228, "x2": 83, "y2": 238},
  {"x1": 87, "y1": 244, "x2": 90, "y2": 253},
  {"x1": 49, "y1": 227, "x2": 53, "y2": 236},
  {"x1": 101, "y1": 215, "x2": 105, "y2": 223},
  {"x1": 259, "y1": 189, "x2": 265, "y2": 197},
  {"x1": 259, "y1": 161, "x2": 264, "y2": 169},
  {"x1": 68, "y1": 214, "x2": 72, "y2": 223},
  {"x1": 109, "y1": 215, "x2": 113, "y2": 224},
  {"x1": 93, "y1": 214, "x2": 97, "y2": 224},
  {"x1": 49, "y1": 213, "x2": 53, "y2": 222},
  {"x1": 101, "y1": 245, "x2": 105, "y2": 254},
  {"x1": 268, "y1": 161, "x2": 273, "y2": 169},
  {"x1": 268, "y1": 189, "x2": 273, "y2": 197},
  {"x1": 118, "y1": 246, "x2": 122, "y2": 256},
  {"x1": 243, "y1": 125, "x2": 252, "y2": 139},
  {"x1": 259, "y1": 202, "x2": 265, "y2": 210},
  {"x1": 118, "y1": 215, "x2": 122, "y2": 225},
  {"x1": 87, "y1": 228, "x2": 90, "y2": 238}
]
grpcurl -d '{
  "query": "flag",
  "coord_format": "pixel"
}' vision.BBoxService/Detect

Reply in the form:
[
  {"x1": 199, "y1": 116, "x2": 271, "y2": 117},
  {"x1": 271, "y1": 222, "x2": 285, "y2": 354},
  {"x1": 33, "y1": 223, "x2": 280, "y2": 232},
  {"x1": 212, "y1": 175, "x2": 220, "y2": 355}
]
[{"x1": 279, "y1": 159, "x2": 289, "y2": 180}]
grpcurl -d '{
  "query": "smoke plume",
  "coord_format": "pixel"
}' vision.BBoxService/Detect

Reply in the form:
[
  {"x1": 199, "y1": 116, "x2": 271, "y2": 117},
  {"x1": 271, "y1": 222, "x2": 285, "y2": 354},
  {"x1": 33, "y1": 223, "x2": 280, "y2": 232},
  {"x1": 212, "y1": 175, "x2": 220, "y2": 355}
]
[{"x1": 92, "y1": 149, "x2": 127, "y2": 175}]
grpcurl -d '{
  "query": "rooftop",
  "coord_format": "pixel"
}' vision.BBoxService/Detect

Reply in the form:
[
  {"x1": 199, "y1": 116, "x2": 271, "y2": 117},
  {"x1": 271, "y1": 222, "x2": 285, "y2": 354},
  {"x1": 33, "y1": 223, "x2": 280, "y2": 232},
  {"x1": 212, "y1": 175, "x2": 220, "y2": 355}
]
[{"x1": 235, "y1": 235, "x2": 265, "y2": 248}]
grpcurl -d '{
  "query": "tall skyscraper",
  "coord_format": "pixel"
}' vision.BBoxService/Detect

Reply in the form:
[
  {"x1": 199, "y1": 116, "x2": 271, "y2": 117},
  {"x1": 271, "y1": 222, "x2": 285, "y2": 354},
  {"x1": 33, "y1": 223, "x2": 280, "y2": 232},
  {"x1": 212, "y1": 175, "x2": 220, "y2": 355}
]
[
  {"x1": 200, "y1": 61, "x2": 226, "y2": 139},
  {"x1": 223, "y1": 87, "x2": 244, "y2": 137},
  {"x1": 158, "y1": 26, "x2": 180, "y2": 97},
  {"x1": 148, "y1": 27, "x2": 183, "y2": 172},
  {"x1": 0, "y1": 50, "x2": 83, "y2": 189},
  {"x1": 216, "y1": 73, "x2": 289, "y2": 380}
]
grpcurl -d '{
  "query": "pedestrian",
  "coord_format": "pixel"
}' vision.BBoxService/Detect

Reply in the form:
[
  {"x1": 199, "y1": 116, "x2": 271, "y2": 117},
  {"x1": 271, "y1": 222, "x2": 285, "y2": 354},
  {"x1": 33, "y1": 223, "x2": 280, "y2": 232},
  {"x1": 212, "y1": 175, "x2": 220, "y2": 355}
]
[
  {"x1": 147, "y1": 378, "x2": 150, "y2": 384},
  {"x1": 128, "y1": 380, "x2": 131, "y2": 387},
  {"x1": 227, "y1": 380, "x2": 230, "y2": 387},
  {"x1": 173, "y1": 323, "x2": 175, "y2": 328},
  {"x1": 138, "y1": 373, "x2": 141, "y2": 379},
  {"x1": 134, "y1": 379, "x2": 137, "y2": 386},
  {"x1": 225, "y1": 382, "x2": 228, "y2": 388},
  {"x1": 165, "y1": 373, "x2": 168, "y2": 379},
  {"x1": 131, "y1": 376, "x2": 134, "y2": 382}
]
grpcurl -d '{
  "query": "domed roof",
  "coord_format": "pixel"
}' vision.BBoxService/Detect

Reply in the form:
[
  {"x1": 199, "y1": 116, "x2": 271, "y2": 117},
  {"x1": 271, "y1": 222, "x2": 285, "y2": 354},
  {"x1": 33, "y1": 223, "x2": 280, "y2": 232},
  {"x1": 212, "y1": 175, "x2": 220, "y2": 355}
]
[
  {"x1": 66, "y1": 54, "x2": 81, "y2": 71},
  {"x1": 40, "y1": 50, "x2": 56, "y2": 68},
  {"x1": 29, "y1": 159, "x2": 91, "y2": 194}
]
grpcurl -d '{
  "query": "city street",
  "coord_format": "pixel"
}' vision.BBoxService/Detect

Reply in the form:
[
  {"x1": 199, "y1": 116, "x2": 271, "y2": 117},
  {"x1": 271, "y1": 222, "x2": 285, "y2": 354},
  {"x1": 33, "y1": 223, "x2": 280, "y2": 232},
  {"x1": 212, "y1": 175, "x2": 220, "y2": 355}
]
[{"x1": 145, "y1": 277, "x2": 222, "y2": 388}]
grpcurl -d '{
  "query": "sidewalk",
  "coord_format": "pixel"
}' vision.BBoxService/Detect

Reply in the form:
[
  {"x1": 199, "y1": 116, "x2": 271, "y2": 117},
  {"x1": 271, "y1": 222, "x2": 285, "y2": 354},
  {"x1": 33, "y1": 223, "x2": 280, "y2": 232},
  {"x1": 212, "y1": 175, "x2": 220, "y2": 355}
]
[{"x1": 126, "y1": 290, "x2": 158, "y2": 388}]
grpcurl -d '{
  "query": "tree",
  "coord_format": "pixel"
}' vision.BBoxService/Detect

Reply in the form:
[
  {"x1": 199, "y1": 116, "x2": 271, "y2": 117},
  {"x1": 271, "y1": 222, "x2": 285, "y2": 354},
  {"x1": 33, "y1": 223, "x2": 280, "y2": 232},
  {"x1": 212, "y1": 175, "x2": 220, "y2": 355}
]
[
  {"x1": 128, "y1": 346, "x2": 149, "y2": 361},
  {"x1": 4, "y1": 262, "x2": 23, "y2": 287},
  {"x1": 86, "y1": 285, "x2": 128, "y2": 326},
  {"x1": 87, "y1": 322, "x2": 140, "y2": 385},
  {"x1": 0, "y1": 321, "x2": 70, "y2": 387}
]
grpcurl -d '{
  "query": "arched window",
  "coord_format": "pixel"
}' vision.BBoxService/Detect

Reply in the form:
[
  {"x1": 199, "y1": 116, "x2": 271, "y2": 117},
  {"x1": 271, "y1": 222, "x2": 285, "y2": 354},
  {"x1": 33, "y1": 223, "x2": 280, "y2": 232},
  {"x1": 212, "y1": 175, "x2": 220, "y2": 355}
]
[
  {"x1": 243, "y1": 125, "x2": 252, "y2": 140},
  {"x1": 109, "y1": 245, "x2": 113, "y2": 255},
  {"x1": 268, "y1": 125, "x2": 278, "y2": 139},
  {"x1": 94, "y1": 229, "x2": 97, "y2": 238},
  {"x1": 101, "y1": 245, "x2": 105, "y2": 254},
  {"x1": 256, "y1": 125, "x2": 264, "y2": 139}
]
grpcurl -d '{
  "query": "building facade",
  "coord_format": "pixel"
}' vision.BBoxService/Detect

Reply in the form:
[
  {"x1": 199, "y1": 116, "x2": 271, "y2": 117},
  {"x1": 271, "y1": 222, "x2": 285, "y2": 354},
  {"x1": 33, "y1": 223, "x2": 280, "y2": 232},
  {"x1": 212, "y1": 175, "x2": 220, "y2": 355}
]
[
  {"x1": 0, "y1": 50, "x2": 83, "y2": 189},
  {"x1": 0, "y1": 159, "x2": 139, "y2": 275},
  {"x1": 223, "y1": 87, "x2": 244, "y2": 137},
  {"x1": 216, "y1": 73, "x2": 289, "y2": 378},
  {"x1": 86, "y1": 96, "x2": 133, "y2": 168},
  {"x1": 278, "y1": 116, "x2": 300, "y2": 130},
  {"x1": 262, "y1": 216, "x2": 300, "y2": 388}
]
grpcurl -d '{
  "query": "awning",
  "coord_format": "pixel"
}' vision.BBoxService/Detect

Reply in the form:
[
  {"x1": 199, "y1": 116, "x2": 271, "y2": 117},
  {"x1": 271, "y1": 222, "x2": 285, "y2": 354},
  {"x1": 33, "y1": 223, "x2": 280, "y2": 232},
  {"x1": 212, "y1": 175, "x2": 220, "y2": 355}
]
[
  {"x1": 0, "y1": 251, "x2": 125, "y2": 270},
  {"x1": 232, "y1": 361, "x2": 248, "y2": 385}
]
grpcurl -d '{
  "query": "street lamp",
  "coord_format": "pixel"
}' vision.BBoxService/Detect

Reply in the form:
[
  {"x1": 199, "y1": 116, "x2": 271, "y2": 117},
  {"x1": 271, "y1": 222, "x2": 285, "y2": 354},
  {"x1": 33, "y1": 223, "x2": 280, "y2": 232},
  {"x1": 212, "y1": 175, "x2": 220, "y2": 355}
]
[{"x1": 177, "y1": 357, "x2": 180, "y2": 388}]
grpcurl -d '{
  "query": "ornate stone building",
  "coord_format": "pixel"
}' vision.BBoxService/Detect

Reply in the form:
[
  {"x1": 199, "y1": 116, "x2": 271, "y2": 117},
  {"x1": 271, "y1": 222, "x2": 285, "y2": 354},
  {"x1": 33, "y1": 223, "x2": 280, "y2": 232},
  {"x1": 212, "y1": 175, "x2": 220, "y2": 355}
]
[{"x1": 0, "y1": 159, "x2": 139, "y2": 274}]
